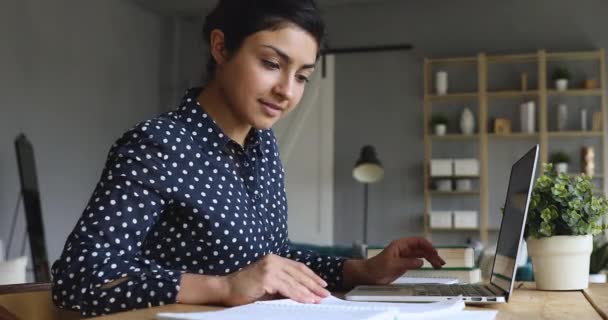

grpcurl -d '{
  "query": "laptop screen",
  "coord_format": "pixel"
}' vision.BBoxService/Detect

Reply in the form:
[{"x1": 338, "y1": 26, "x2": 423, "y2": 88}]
[{"x1": 490, "y1": 145, "x2": 538, "y2": 296}]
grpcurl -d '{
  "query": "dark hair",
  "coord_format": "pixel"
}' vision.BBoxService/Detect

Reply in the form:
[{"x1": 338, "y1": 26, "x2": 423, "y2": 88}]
[{"x1": 202, "y1": 0, "x2": 325, "y2": 80}]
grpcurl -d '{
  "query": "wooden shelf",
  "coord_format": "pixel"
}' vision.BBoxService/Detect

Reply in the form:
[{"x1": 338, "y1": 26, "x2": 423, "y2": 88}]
[
  {"x1": 430, "y1": 175, "x2": 480, "y2": 179},
  {"x1": 428, "y1": 92, "x2": 478, "y2": 101},
  {"x1": 430, "y1": 190, "x2": 480, "y2": 195},
  {"x1": 431, "y1": 134, "x2": 479, "y2": 140},
  {"x1": 548, "y1": 131, "x2": 603, "y2": 137},
  {"x1": 422, "y1": 49, "x2": 607, "y2": 245},
  {"x1": 546, "y1": 51, "x2": 602, "y2": 61},
  {"x1": 428, "y1": 56, "x2": 478, "y2": 65},
  {"x1": 487, "y1": 133, "x2": 539, "y2": 138},
  {"x1": 430, "y1": 228, "x2": 480, "y2": 232},
  {"x1": 488, "y1": 90, "x2": 538, "y2": 98},
  {"x1": 547, "y1": 89, "x2": 602, "y2": 96},
  {"x1": 487, "y1": 53, "x2": 538, "y2": 63}
]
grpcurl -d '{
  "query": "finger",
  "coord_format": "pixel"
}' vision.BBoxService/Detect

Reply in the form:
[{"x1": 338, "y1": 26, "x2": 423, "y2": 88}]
[
  {"x1": 284, "y1": 264, "x2": 330, "y2": 298},
  {"x1": 408, "y1": 249, "x2": 445, "y2": 269},
  {"x1": 276, "y1": 270, "x2": 321, "y2": 304},
  {"x1": 284, "y1": 259, "x2": 328, "y2": 288}
]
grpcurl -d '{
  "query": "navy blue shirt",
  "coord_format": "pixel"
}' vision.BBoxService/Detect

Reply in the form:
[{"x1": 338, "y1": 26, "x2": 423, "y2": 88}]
[{"x1": 51, "y1": 88, "x2": 345, "y2": 317}]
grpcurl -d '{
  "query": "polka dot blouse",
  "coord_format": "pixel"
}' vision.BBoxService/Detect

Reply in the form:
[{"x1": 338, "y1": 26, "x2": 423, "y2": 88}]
[{"x1": 51, "y1": 88, "x2": 345, "y2": 317}]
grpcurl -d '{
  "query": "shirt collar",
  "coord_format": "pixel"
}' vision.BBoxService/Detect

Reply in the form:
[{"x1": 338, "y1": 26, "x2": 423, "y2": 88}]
[{"x1": 175, "y1": 87, "x2": 264, "y2": 154}]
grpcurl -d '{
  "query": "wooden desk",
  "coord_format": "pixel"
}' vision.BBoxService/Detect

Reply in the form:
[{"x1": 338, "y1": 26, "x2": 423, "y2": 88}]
[{"x1": 93, "y1": 283, "x2": 607, "y2": 320}]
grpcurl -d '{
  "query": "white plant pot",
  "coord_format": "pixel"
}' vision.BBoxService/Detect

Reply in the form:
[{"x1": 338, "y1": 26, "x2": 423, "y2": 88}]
[
  {"x1": 555, "y1": 162, "x2": 568, "y2": 174},
  {"x1": 589, "y1": 273, "x2": 607, "y2": 283},
  {"x1": 528, "y1": 234, "x2": 592, "y2": 290},
  {"x1": 434, "y1": 124, "x2": 447, "y2": 136},
  {"x1": 555, "y1": 79, "x2": 569, "y2": 91}
]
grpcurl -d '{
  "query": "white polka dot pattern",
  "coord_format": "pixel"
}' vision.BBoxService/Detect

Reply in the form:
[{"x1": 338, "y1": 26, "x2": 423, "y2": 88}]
[{"x1": 50, "y1": 88, "x2": 345, "y2": 317}]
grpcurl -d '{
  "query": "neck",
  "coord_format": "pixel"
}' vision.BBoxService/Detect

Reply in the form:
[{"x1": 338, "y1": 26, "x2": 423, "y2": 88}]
[{"x1": 197, "y1": 81, "x2": 251, "y2": 146}]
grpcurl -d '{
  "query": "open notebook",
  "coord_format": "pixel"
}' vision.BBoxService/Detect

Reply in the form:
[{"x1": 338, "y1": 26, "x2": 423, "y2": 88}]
[{"x1": 156, "y1": 295, "x2": 497, "y2": 320}]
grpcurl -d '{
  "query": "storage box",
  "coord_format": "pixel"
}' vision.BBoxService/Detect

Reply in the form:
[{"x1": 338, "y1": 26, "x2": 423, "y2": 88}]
[
  {"x1": 430, "y1": 211, "x2": 453, "y2": 229},
  {"x1": 454, "y1": 158, "x2": 479, "y2": 176},
  {"x1": 453, "y1": 210, "x2": 478, "y2": 228},
  {"x1": 430, "y1": 159, "x2": 453, "y2": 177}
]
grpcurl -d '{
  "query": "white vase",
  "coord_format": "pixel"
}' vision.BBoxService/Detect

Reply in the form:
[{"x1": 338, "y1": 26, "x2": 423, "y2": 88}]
[
  {"x1": 555, "y1": 162, "x2": 568, "y2": 174},
  {"x1": 557, "y1": 104, "x2": 568, "y2": 131},
  {"x1": 460, "y1": 108, "x2": 475, "y2": 135},
  {"x1": 520, "y1": 101, "x2": 536, "y2": 133},
  {"x1": 434, "y1": 124, "x2": 447, "y2": 136},
  {"x1": 555, "y1": 79, "x2": 569, "y2": 91},
  {"x1": 436, "y1": 71, "x2": 448, "y2": 95},
  {"x1": 528, "y1": 234, "x2": 592, "y2": 290},
  {"x1": 581, "y1": 108, "x2": 588, "y2": 131}
]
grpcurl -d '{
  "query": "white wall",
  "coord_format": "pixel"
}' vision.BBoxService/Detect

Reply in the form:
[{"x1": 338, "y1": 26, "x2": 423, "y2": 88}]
[{"x1": 0, "y1": 0, "x2": 169, "y2": 266}]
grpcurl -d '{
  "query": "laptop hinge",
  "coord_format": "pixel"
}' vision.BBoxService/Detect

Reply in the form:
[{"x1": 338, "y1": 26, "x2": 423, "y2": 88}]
[{"x1": 487, "y1": 283, "x2": 508, "y2": 296}]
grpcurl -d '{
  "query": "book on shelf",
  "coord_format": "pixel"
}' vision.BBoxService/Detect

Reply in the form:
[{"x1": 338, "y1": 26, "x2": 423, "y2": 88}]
[{"x1": 367, "y1": 246, "x2": 475, "y2": 268}]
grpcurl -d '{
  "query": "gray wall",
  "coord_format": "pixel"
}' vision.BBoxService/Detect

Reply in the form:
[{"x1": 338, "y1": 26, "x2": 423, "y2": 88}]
[
  {"x1": 326, "y1": 0, "x2": 608, "y2": 246},
  {"x1": 0, "y1": 0, "x2": 170, "y2": 267}
]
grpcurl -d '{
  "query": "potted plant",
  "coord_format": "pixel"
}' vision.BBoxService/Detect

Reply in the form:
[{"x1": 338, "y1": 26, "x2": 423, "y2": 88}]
[
  {"x1": 526, "y1": 163, "x2": 608, "y2": 290},
  {"x1": 430, "y1": 114, "x2": 449, "y2": 136},
  {"x1": 549, "y1": 151, "x2": 570, "y2": 174},
  {"x1": 590, "y1": 239, "x2": 608, "y2": 283},
  {"x1": 552, "y1": 67, "x2": 571, "y2": 91}
]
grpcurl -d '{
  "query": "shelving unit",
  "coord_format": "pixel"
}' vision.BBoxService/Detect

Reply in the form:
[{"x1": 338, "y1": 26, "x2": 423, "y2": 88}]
[{"x1": 423, "y1": 49, "x2": 608, "y2": 245}]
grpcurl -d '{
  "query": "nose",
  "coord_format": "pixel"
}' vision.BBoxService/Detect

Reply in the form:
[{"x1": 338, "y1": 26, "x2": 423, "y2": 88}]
[{"x1": 272, "y1": 74, "x2": 295, "y2": 101}]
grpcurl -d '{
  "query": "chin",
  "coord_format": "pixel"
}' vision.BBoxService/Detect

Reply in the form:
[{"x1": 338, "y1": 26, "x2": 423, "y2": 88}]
[{"x1": 251, "y1": 118, "x2": 277, "y2": 130}]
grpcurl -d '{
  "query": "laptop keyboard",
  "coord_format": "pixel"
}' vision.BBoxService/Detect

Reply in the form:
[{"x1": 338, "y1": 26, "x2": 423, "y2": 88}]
[{"x1": 413, "y1": 284, "x2": 496, "y2": 297}]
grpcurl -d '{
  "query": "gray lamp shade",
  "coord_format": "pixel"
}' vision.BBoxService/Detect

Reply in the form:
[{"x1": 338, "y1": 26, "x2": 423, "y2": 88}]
[{"x1": 353, "y1": 145, "x2": 384, "y2": 183}]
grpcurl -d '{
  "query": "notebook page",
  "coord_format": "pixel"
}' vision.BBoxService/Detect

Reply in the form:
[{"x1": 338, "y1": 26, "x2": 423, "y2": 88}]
[
  {"x1": 156, "y1": 302, "x2": 398, "y2": 320},
  {"x1": 260, "y1": 295, "x2": 465, "y2": 315}
]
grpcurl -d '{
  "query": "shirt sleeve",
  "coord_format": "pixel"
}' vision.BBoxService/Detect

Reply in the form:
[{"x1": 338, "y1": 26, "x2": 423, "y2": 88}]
[
  {"x1": 51, "y1": 121, "x2": 184, "y2": 317},
  {"x1": 277, "y1": 241, "x2": 346, "y2": 290}
]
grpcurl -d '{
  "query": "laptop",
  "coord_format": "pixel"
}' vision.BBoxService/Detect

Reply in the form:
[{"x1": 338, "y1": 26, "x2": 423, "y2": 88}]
[{"x1": 345, "y1": 144, "x2": 539, "y2": 304}]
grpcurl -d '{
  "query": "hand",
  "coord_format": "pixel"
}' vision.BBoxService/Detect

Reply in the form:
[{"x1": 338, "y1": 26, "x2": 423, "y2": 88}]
[
  {"x1": 222, "y1": 253, "x2": 330, "y2": 306},
  {"x1": 343, "y1": 237, "x2": 445, "y2": 287}
]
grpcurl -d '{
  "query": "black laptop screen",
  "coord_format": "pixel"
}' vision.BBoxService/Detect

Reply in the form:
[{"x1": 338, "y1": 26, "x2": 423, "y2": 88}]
[{"x1": 490, "y1": 146, "x2": 538, "y2": 294}]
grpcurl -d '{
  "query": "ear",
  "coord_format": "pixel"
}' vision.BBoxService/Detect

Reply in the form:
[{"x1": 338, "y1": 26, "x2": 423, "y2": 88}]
[{"x1": 209, "y1": 29, "x2": 228, "y2": 66}]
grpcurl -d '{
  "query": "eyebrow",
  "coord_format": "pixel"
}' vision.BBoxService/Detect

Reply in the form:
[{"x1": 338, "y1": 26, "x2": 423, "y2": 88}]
[{"x1": 261, "y1": 45, "x2": 316, "y2": 70}]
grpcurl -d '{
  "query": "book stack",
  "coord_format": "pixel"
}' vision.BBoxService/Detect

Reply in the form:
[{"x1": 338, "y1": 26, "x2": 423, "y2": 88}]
[{"x1": 367, "y1": 246, "x2": 482, "y2": 284}]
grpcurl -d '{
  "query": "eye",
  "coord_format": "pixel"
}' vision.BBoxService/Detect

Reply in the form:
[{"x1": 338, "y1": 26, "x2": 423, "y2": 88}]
[
  {"x1": 262, "y1": 60, "x2": 280, "y2": 70},
  {"x1": 296, "y1": 74, "x2": 310, "y2": 83}
]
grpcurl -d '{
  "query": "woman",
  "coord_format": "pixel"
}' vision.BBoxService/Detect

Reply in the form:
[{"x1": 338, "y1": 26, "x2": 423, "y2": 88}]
[{"x1": 51, "y1": 0, "x2": 445, "y2": 317}]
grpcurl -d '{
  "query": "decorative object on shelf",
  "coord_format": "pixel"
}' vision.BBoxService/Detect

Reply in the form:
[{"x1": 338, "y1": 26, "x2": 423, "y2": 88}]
[
  {"x1": 589, "y1": 239, "x2": 608, "y2": 283},
  {"x1": 557, "y1": 103, "x2": 568, "y2": 131},
  {"x1": 581, "y1": 108, "x2": 588, "y2": 131},
  {"x1": 435, "y1": 179, "x2": 452, "y2": 191},
  {"x1": 459, "y1": 107, "x2": 475, "y2": 134},
  {"x1": 455, "y1": 179, "x2": 473, "y2": 191},
  {"x1": 526, "y1": 163, "x2": 608, "y2": 290},
  {"x1": 581, "y1": 146, "x2": 595, "y2": 177},
  {"x1": 552, "y1": 66, "x2": 571, "y2": 91},
  {"x1": 592, "y1": 112, "x2": 603, "y2": 131},
  {"x1": 353, "y1": 145, "x2": 384, "y2": 244},
  {"x1": 520, "y1": 72, "x2": 528, "y2": 91},
  {"x1": 430, "y1": 211, "x2": 453, "y2": 229},
  {"x1": 430, "y1": 114, "x2": 448, "y2": 136},
  {"x1": 584, "y1": 79, "x2": 599, "y2": 89},
  {"x1": 454, "y1": 158, "x2": 479, "y2": 176},
  {"x1": 430, "y1": 159, "x2": 453, "y2": 177},
  {"x1": 549, "y1": 151, "x2": 570, "y2": 174},
  {"x1": 520, "y1": 101, "x2": 536, "y2": 133},
  {"x1": 453, "y1": 210, "x2": 478, "y2": 229},
  {"x1": 493, "y1": 118, "x2": 512, "y2": 134},
  {"x1": 435, "y1": 71, "x2": 448, "y2": 95}
]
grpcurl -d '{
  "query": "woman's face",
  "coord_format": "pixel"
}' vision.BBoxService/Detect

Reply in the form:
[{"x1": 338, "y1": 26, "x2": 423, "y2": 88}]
[{"x1": 215, "y1": 24, "x2": 318, "y2": 130}]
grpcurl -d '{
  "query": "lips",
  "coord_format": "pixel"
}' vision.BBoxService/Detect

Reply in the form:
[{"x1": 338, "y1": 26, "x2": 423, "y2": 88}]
[{"x1": 259, "y1": 99, "x2": 284, "y2": 117}]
